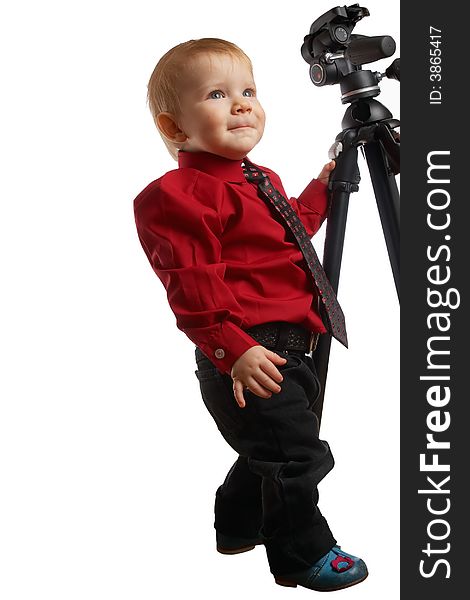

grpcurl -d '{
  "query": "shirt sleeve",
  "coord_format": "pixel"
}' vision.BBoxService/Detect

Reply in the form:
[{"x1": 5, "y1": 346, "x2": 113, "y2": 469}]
[
  {"x1": 263, "y1": 167, "x2": 330, "y2": 238},
  {"x1": 133, "y1": 170, "x2": 260, "y2": 375}
]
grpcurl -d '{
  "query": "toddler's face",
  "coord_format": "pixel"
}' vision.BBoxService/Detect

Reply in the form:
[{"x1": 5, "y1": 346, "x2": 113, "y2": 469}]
[{"x1": 176, "y1": 53, "x2": 265, "y2": 160}]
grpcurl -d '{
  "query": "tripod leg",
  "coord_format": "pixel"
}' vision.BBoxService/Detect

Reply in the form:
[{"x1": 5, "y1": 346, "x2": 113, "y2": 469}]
[
  {"x1": 363, "y1": 141, "x2": 400, "y2": 298},
  {"x1": 312, "y1": 143, "x2": 360, "y2": 426}
]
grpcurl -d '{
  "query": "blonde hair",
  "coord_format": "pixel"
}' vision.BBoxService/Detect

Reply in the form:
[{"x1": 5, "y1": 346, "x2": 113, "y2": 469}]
[{"x1": 147, "y1": 38, "x2": 253, "y2": 161}]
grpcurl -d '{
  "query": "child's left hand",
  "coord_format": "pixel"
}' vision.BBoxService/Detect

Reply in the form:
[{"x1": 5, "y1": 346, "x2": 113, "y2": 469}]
[{"x1": 317, "y1": 159, "x2": 336, "y2": 184}]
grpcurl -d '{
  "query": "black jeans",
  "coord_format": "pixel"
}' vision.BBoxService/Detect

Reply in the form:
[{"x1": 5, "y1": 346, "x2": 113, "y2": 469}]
[{"x1": 194, "y1": 345, "x2": 336, "y2": 576}]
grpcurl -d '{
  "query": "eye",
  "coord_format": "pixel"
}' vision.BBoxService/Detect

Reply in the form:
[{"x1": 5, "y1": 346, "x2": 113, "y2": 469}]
[
  {"x1": 243, "y1": 88, "x2": 256, "y2": 97},
  {"x1": 209, "y1": 90, "x2": 224, "y2": 99}
]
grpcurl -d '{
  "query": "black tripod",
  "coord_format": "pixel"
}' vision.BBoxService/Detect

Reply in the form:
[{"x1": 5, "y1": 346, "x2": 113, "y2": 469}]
[{"x1": 300, "y1": 4, "x2": 400, "y2": 425}]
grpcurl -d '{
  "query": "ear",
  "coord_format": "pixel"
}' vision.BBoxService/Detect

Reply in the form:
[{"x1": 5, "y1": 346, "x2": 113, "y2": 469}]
[{"x1": 156, "y1": 112, "x2": 188, "y2": 143}]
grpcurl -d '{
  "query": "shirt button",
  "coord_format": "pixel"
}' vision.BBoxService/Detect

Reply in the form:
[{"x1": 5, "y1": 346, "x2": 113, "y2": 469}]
[{"x1": 214, "y1": 348, "x2": 225, "y2": 359}]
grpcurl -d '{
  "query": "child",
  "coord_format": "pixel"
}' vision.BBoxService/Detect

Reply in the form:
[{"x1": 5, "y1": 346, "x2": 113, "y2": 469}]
[{"x1": 133, "y1": 37, "x2": 368, "y2": 592}]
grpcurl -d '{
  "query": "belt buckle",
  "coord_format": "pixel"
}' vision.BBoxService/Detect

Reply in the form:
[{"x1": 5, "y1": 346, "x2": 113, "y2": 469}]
[{"x1": 309, "y1": 332, "x2": 319, "y2": 353}]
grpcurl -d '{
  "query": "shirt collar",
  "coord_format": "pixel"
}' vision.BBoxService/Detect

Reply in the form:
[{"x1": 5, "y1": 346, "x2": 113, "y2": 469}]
[{"x1": 177, "y1": 150, "x2": 247, "y2": 183}]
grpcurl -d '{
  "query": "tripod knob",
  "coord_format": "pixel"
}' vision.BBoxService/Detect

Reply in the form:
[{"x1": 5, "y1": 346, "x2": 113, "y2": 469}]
[
  {"x1": 385, "y1": 58, "x2": 400, "y2": 82},
  {"x1": 328, "y1": 141, "x2": 343, "y2": 159}
]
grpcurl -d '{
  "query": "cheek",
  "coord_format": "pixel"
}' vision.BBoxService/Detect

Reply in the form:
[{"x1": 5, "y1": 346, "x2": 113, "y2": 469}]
[
  {"x1": 182, "y1": 107, "x2": 220, "y2": 136},
  {"x1": 255, "y1": 103, "x2": 266, "y2": 124},
  {"x1": 257, "y1": 107, "x2": 266, "y2": 131},
  {"x1": 206, "y1": 114, "x2": 223, "y2": 130},
  {"x1": 198, "y1": 105, "x2": 225, "y2": 130}
]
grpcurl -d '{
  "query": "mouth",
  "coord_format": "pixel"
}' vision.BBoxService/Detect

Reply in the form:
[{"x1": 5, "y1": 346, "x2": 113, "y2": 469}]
[{"x1": 229, "y1": 124, "x2": 252, "y2": 130}]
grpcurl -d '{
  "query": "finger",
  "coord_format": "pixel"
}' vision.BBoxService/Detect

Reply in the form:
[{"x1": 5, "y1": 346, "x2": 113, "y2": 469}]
[
  {"x1": 256, "y1": 371, "x2": 282, "y2": 394},
  {"x1": 246, "y1": 376, "x2": 273, "y2": 399},
  {"x1": 267, "y1": 349, "x2": 287, "y2": 364},
  {"x1": 260, "y1": 362, "x2": 284, "y2": 386},
  {"x1": 232, "y1": 379, "x2": 246, "y2": 408}
]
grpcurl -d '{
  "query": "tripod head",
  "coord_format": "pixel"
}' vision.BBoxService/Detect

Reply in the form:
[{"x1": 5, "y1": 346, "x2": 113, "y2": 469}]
[
  {"x1": 301, "y1": 3, "x2": 400, "y2": 173},
  {"x1": 301, "y1": 3, "x2": 400, "y2": 104}
]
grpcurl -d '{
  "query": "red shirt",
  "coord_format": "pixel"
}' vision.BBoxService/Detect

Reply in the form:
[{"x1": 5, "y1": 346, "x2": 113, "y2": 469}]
[{"x1": 134, "y1": 150, "x2": 329, "y2": 375}]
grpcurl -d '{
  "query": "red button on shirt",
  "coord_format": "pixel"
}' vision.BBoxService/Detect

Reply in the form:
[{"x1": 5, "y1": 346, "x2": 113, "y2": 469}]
[{"x1": 133, "y1": 150, "x2": 329, "y2": 375}]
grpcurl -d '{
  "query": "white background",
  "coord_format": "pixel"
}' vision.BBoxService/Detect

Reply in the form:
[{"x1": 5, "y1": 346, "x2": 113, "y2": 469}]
[{"x1": 1, "y1": 1, "x2": 399, "y2": 598}]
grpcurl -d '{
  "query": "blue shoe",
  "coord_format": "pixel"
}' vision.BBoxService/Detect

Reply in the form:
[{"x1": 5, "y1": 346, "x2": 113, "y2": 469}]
[
  {"x1": 216, "y1": 531, "x2": 264, "y2": 555},
  {"x1": 274, "y1": 545, "x2": 368, "y2": 591}
]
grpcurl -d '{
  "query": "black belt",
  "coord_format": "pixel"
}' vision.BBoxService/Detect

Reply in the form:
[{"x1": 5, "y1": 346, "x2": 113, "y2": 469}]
[{"x1": 245, "y1": 322, "x2": 320, "y2": 354}]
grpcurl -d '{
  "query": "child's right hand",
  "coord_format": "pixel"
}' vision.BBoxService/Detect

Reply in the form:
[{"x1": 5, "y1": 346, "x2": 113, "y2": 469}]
[{"x1": 230, "y1": 346, "x2": 288, "y2": 408}]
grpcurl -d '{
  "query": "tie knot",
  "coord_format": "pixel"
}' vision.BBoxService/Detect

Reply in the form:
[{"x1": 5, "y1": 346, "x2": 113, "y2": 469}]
[{"x1": 242, "y1": 161, "x2": 267, "y2": 184}]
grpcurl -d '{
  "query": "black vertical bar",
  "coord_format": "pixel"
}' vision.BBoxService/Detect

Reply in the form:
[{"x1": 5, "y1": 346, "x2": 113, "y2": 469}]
[{"x1": 401, "y1": 2, "x2": 468, "y2": 597}]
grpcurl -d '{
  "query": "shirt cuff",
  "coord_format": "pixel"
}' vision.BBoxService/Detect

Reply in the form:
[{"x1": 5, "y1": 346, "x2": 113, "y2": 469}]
[
  {"x1": 185, "y1": 321, "x2": 261, "y2": 375},
  {"x1": 296, "y1": 178, "x2": 329, "y2": 216}
]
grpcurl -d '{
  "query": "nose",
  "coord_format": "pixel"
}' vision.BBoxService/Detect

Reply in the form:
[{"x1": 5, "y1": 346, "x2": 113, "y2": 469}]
[{"x1": 232, "y1": 96, "x2": 252, "y2": 114}]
